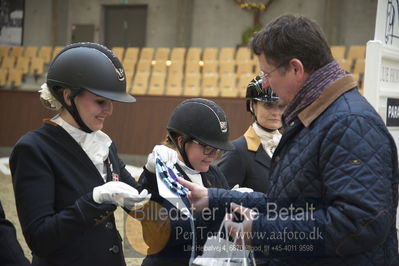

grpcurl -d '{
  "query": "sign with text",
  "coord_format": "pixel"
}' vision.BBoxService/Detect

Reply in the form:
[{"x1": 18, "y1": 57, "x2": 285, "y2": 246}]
[
  {"x1": 375, "y1": 0, "x2": 399, "y2": 46},
  {"x1": 387, "y1": 98, "x2": 399, "y2": 126},
  {"x1": 364, "y1": 0, "x2": 399, "y2": 159}
]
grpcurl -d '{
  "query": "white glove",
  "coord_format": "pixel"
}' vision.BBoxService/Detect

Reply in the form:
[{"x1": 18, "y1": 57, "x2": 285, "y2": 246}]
[
  {"x1": 93, "y1": 181, "x2": 151, "y2": 210},
  {"x1": 145, "y1": 144, "x2": 178, "y2": 173},
  {"x1": 231, "y1": 184, "x2": 254, "y2": 193}
]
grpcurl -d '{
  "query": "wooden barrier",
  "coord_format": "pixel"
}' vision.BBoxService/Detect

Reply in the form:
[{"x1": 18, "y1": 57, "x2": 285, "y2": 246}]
[{"x1": 0, "y1": 90, "x2": 252, "y2": 155}]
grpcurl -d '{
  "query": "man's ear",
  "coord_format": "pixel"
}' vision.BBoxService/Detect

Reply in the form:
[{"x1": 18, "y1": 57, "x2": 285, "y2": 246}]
[
  {"x1": 63, "y1": 89, "x2": 72, "y2": 106},
  {"x1": 289, "y1": 59, "x2": 306, "y2": 81}
]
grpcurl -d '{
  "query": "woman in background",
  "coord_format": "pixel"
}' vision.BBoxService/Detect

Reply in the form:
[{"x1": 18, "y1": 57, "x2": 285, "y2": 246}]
[{"x1": 218, "y1": 75, "x2": 285, "y2": 193}]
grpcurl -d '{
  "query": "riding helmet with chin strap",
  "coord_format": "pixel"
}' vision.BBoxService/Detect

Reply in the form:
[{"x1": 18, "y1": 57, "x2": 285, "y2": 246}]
[
  {"x1": 246, "y1": 75, "x2": 279, "y2": 112},
  {"x1": 46, "y1": 42, "x2": 135, "y2": 133},
  {"x1": 167, "y1": 98, "x2": 234, "y2": 169}
]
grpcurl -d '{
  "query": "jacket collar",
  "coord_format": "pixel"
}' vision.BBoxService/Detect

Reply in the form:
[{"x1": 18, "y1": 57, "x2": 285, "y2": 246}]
[
  {"x1": 298, "y1": 74, "x2": 357, "y2": 127},
  {"x1": 243, "y1": 126, "x2": 260, "y2": 152},
  {"x1": 243, "y1": 125, "x2": 271, "y2": 167}
]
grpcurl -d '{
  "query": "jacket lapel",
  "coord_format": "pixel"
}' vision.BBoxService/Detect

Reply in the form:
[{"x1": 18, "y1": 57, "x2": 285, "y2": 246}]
[
  {"x1": 255, "y1": 146, "x2": 271, "y2": 168},
  {"x1": 45, "y1": 123, "x2": 106, "y2": 186}
]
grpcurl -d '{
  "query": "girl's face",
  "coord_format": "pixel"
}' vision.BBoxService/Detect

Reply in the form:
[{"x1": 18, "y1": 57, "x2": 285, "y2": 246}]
[
  {"x1": 63, "y1": 89, "x2": 113, "y2": 131},
  {"x1": 177, "y1": 137, "x2": 220, "y2": 172},
  {"x1": 252, "y1": 101, "x2": 284, "y2": 130}
]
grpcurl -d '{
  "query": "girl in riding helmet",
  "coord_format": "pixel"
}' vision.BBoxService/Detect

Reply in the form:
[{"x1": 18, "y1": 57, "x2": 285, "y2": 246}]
[
  {"x1": 138, "y1": 98, "x2": 234, "y2": 266},
  {"x1": 10, "y1": 42, "x2": 149, "y2": 266}
]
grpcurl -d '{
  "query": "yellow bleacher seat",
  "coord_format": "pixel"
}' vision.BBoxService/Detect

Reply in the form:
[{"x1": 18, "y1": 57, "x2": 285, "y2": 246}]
[
  {"x1": 24, "y1": 46, "x2": 38, "y2": 58},
  {"x1": 237, "y1": 61, "x2": 254, "y2": 76},
  {"x1": 330, "y1": 45, "x2": 346, "y2": 59},
  {"x1": 154, "y1": 48, "x2": 170, "y2": 61},
  {"x1": 1, "y1": 56, "x2": 16, "y2": 70},
  {"x1": 254, "y1": 62, "x2": 260, "y2": 75},
  {"x1": 353, "y1": 58, "x2": 365, "y2": 74},
  {"x1": 111, "y1": 47, "x2": 125, "y2": 61},
  {"x1": 170, "y1": 48, "x2": 186, "y2": 62},
  {"x1": 125, "y1": 47, "x2": 139, "y2": 62},
  {"x1": 7, "y1": 69, "x2": 23, "y2": 88},
  {"x1": 219, "y1": 61, "x2": 235, "y2": 75},
  {"x1": 15, "y1": 57, "x2": 30, "y2": 74},
  {"x1": 219, "y1": 48, "x2": 235, "y2": 62},
  {"x1": 186, "y1": 48, "x2": 202, "y2": 62},
  {"x1": 237, "y1": 73, "x2": 254, "y2": 97},
  {"x1": 38, "y1": 46, "x2": 53, "y2": 64},
  {"x1": 166, "y1": 73, "x2": 183, "y2": 96},
  {"x1": 136, "y1": 60, "x2": 152, "y2": 73},
  {"x1": 169, "y1": 61, "x2": 184, "y2": 75},
  {"x1": 183, "y1": 73, "x2": 201, "y2": 96},
  {"x1": 123, "y1": 59, "x2": 136, "y2": 75},
  {"x1": 347, "y1": 45, "x2": 366, "y2": 60},
  {"x1": 30, "y1": 57, "x2": 45, "y2": 76},
  {"x1": 148, "y1": 73, "x2": 166, "y2": 95},
  {"x1": 10, "y1": 46, "x2": 24, "y2": 57},
  {"x1": 220, "y1": 73, "x2": 238, "y2": 97},
  {"x1": 139, "y1": 48, "x2": 154, "y2": 61},
  {"x1": 338, "y1": 58, "x2": 353, "y2": 72},
  {"x1": 202, "y1": 60, "x2": 218, "y2": 74},
  {"x1": 202, "y1": 73, "x2": 219, "y2": 97},
  {"x1": 125, "y1": 72, "x2": 134, "y2": 92},
  {"x1": 236, "y1": 47, "x2": 251, "y2": 62},
  {"x1": 203, "y1": 48, "x2": 218, "y2": 61},
  {"x1": 352, "y1": 73, "x2": 363, "y2": 94},
  {"x1": 0, "y1": 46, "x2": 10, "y2": 57},
  {"x1": 131, "y1": 72, "x2": 150, "y2": 95},
  {"x1": 0, "y1": 68, "x2": 8, "y2": 87},
  {"x1": 153, "y1": 60, "x2": 167, "y2": 74},
  {"x1": 52, "y1": 46, "x2": 64, "y2": 60},
  {"x1": 185, "y1": 61, "x2": 200, "y2": 74}
]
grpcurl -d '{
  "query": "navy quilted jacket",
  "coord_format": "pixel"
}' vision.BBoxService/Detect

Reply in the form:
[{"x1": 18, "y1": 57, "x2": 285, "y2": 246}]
[{"x1": 208, "y1": 75, "x2": 399, "y2": 265}]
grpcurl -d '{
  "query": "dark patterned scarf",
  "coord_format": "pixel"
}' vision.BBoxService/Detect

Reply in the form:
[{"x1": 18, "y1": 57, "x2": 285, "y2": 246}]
[{"x1": 283, "y1": 60, "x2": 346, "y2": 125}]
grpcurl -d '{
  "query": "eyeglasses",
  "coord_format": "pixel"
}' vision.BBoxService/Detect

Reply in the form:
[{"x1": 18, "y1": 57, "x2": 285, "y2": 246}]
[
  {"x1": 259, "y1": 62, "x2": 286, "y2": 80},
  {"x1": 192, "y1": 140, "x2": 222, "y2": 156}
]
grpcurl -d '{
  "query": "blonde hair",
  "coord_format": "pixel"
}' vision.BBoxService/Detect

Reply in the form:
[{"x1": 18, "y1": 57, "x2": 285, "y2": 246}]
[{"x1": 38, "y1": 83, "x2": 63, "y2": 111}]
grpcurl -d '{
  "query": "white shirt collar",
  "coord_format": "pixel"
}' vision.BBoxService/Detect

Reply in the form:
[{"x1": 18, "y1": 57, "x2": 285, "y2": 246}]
[
  {"x1": 252, "y1": 122, "x2": 282, "y2": 157},
  {"x1": 51, "y1": 115, "x2": 112, "y2": 182},
  {"x1": 177, "y1": 159, "x2": 203, "y2": 186}
]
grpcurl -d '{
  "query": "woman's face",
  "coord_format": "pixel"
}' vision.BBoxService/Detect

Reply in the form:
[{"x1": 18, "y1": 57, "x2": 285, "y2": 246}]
[
  {"x1": 178, "y1": 137, "x2": 220, "y2": 172},
  {"x1": 252, "y1": 101, "x2": 284, "y2": 130},
  {"x1": 63, "y1": 90, "x2": 113, "y2": 131}
]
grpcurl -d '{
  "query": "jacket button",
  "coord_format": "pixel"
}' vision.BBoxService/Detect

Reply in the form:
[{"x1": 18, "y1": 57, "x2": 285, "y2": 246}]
[
  {"x1": 109, "y1": 245, "x2": 120, "y2": 254},
  {"x1": 274, "y1": 156, "x2": 280, "y2": 162},
  {"x1": 290, "y1": 121, "x2": 295, "y2": 126}
]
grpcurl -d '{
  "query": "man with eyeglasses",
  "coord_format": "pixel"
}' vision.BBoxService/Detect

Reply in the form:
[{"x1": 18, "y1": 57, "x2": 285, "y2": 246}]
[
  {"x1": 218, "y1": 76, "x2": 285, "y2": 194},
  {"x1": 179, "y1": 14, "x2": 398, "y2": 265}
]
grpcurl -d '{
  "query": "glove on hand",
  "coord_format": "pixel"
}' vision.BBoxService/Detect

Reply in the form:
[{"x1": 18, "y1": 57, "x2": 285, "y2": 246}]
[
  {"x1": 145, "y1": 144, "x2": 178, "y2": 173},
  {"x1": 231, "y1": 184, "x2": 254, "y2": 193},
  {"x1": 93, "y1": 181, "x2": 151, "y2": 210}
]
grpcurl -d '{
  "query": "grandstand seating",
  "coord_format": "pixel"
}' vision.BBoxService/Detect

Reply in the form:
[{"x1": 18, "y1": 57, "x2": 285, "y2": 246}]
[{"x1": 0, "y1": 45, "x2": 366, "y2": 95}]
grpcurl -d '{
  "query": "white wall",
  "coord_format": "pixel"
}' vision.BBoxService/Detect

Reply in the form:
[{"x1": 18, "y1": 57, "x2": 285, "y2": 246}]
[
  {"x1": 22, "y1": 0, "x2": 378, "y2": 48},
  {"x1": 191, "y1": 0, "x2": 328, "y2": 48},
  {"x1": 338, "y1": 0, "x2": 378, "y2": 45},
  {"x1": 66, "y1": 0, "x2": 191, "y2": 47},
  {"x1": 23, "y1": 0, "x2": 53, "y2": 45}
]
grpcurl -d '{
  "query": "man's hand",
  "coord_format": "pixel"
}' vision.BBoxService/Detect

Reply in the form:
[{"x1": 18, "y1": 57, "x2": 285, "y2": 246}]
[
  {"x1": 225, "y1": 202, "x2": 255, "y2": 248},
  {"x1": 177, "y1": 177, "x2": 209, "y2": 212}
]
